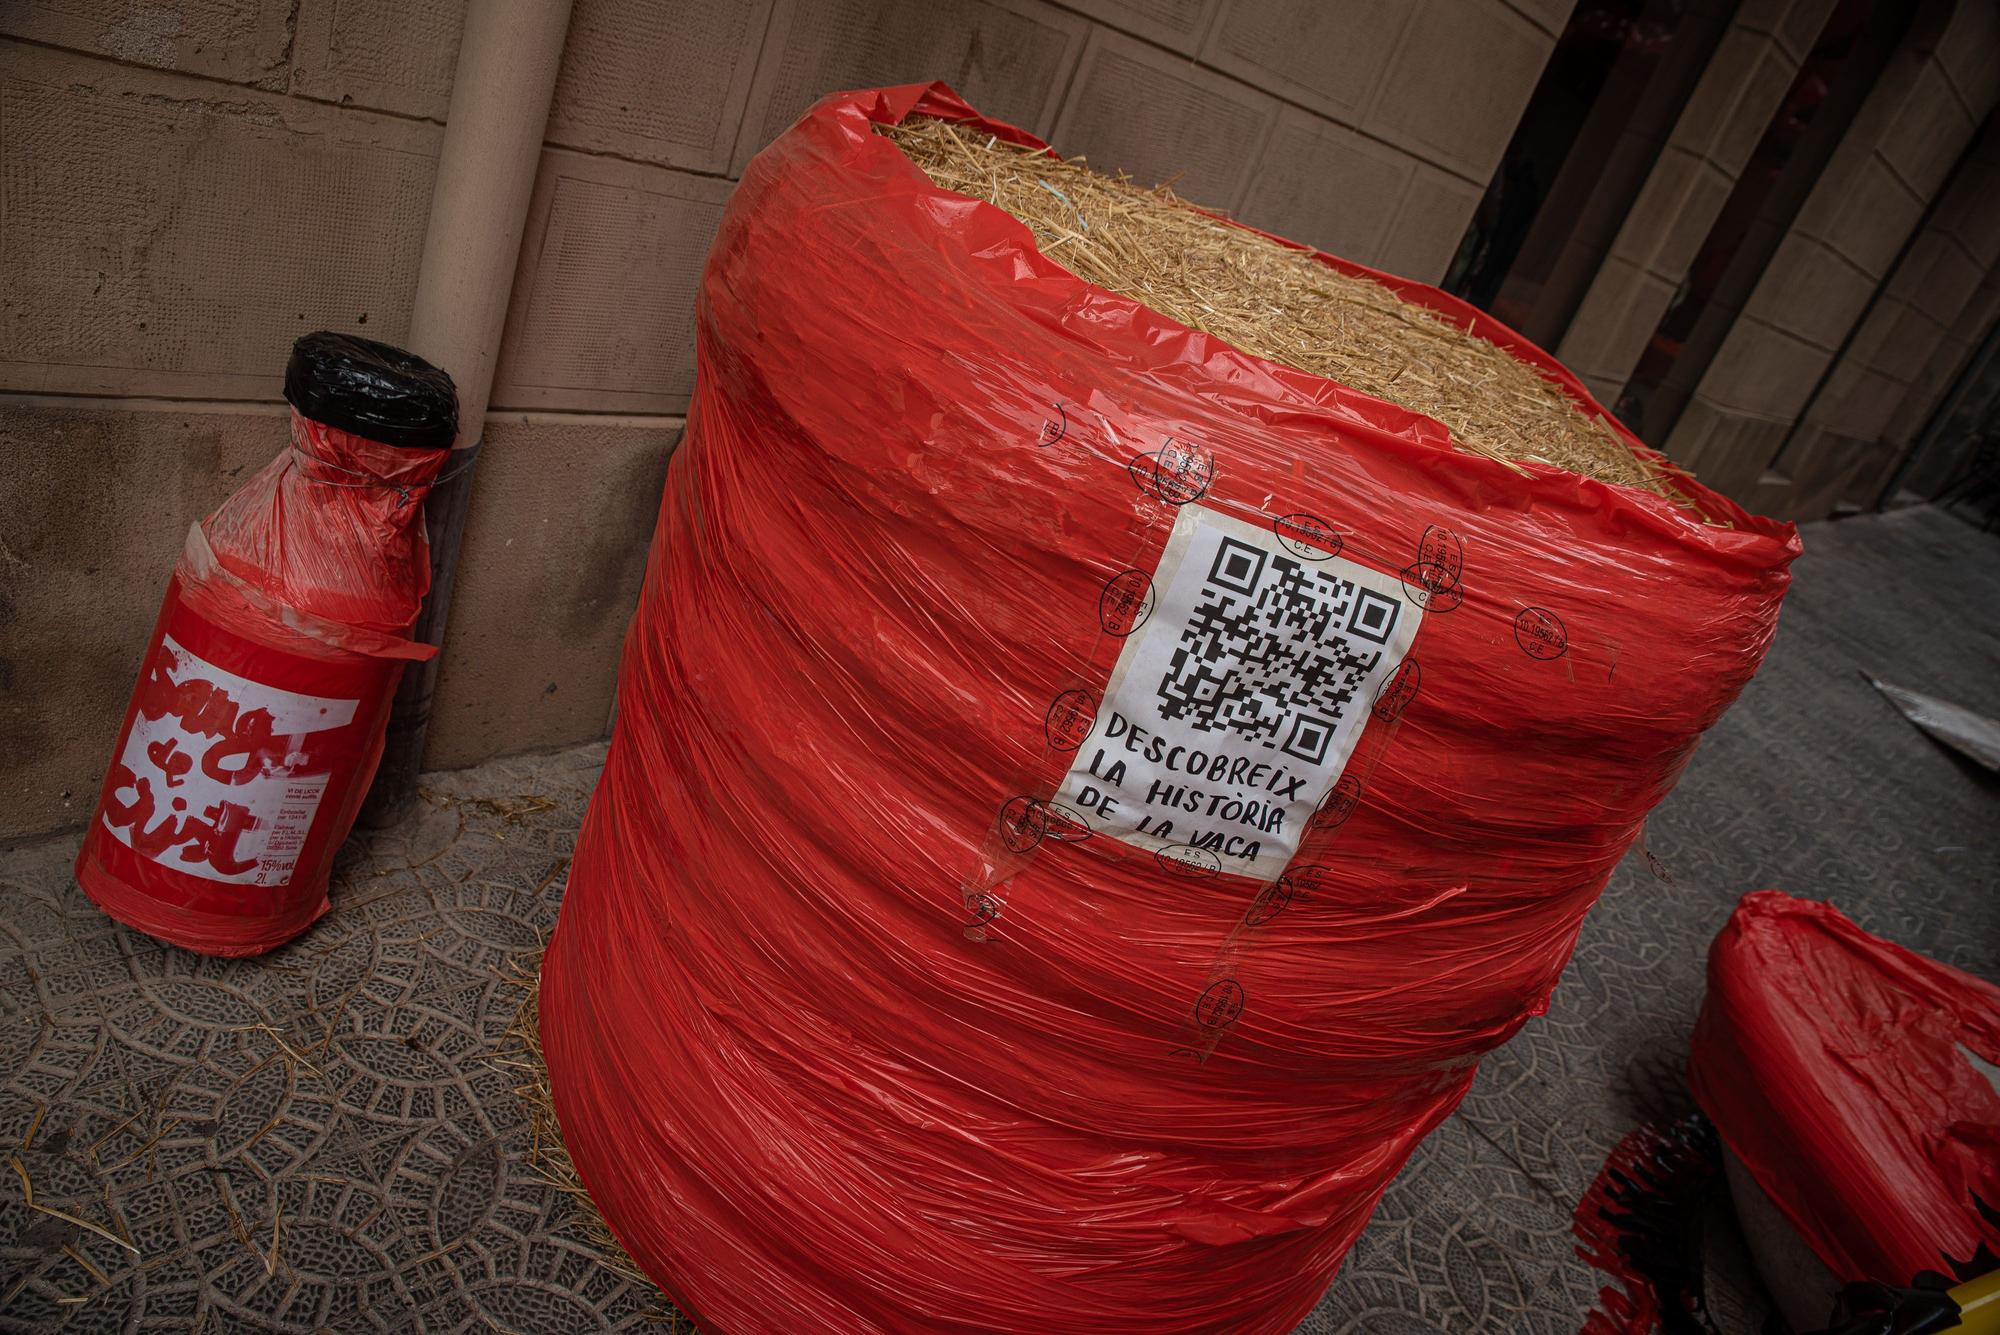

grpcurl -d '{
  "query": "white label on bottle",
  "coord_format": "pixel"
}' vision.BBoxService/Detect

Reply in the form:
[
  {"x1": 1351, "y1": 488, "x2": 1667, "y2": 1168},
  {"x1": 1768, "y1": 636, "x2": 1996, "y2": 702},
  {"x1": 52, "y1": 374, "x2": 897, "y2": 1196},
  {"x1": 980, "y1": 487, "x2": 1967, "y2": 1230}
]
[{"x1": 100, "y1": 635, "x2": 359, "y2": 886}]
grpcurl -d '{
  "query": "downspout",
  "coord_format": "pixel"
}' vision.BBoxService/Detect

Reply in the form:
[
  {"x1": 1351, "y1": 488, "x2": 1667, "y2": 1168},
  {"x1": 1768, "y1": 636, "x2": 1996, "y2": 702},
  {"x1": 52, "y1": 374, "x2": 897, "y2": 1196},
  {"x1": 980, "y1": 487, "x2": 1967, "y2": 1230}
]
[{"x1": 361, "y1": 1, "x2": 575, "y2": 825}]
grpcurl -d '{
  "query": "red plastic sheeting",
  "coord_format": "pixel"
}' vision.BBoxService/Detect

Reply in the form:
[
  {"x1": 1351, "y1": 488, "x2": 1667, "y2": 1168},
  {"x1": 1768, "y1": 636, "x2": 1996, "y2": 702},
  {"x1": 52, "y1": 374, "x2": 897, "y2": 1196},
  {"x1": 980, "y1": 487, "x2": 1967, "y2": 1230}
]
[
  {"x1": 539, "y1": 83, "x2": 1800, "y2": 1334},
  {"x1": 1572, "y1": 1114, "x2": 1723, "y2": 1334},
  {"x1": 75, "y1": 409, "x2": 445, "y2": 955},
  {"x1": 1692, "y1": 891, "x2": 2000, "y2": 1287}
]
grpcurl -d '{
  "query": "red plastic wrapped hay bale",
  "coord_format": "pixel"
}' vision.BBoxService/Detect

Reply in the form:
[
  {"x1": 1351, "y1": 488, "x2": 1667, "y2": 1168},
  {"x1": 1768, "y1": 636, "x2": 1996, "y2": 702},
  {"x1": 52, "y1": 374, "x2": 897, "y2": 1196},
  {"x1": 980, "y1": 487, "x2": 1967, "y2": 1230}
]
[{"x1": 540, "y1": 84, "x2": 1800, "y2": 1334}]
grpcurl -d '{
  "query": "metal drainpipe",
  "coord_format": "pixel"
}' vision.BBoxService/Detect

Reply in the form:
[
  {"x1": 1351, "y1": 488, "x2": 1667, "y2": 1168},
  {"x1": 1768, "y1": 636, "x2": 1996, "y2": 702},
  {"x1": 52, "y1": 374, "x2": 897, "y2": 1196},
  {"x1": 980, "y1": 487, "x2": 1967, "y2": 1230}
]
[{"x1": 360, "y1": 0, "x2": 575, "y2": 826}]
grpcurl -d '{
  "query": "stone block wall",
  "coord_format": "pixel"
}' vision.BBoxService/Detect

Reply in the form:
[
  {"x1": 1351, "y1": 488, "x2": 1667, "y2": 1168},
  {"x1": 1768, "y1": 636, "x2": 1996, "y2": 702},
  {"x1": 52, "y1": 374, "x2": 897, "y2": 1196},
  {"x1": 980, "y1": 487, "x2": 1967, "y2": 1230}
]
[
  {"x1": 1665, "y1": 0, "x2": 2000, "y2": 508},
  {"x1": 1555, "y1": 0, "x2": 1838, "y2": 406},
  {"x1": 0, "y1": 0, "x2": 1571, "y2": 839}
]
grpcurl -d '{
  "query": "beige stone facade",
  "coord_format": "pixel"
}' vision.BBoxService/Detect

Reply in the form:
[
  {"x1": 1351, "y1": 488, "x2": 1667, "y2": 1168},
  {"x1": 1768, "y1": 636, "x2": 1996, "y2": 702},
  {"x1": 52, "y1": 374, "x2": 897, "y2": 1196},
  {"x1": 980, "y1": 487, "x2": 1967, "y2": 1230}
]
[
  {"x1": 1557, "y1": 0, "x2": 1840, "y2": 405},
  {"x1": 4, "y1": 0, "x2": 1997, "y2": 840},
  {"x1": 1668, "y1": 0, "x2": 2000, "y2": 510}
]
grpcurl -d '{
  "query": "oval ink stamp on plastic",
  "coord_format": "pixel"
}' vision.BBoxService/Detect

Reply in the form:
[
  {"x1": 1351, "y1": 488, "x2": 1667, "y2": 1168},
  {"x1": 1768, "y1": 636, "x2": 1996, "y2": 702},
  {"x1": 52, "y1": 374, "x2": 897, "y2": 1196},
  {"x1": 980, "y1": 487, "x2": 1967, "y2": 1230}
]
[
  {"x1": 1098, "y1": 569, "x2": 1155, "y2": 636},
  {"x1": 1129, "y1": 439, "x2": 1215, "y2": 505},
  {"x1": 1246, "y1": 877, "x2": 1294, "y2": 926},
  {"x1": 1416, "y1": 525, "x2": 1463, "y2": 587},
  {"x1": 1195, "y1": 978, "x2": 1245, "y2": 1029},
  {"x1": 1287, "y1": 863, "x2": 1334, "y2": 898},
  {"x1": 1514, "y1": 607, "x2": 1568, "y2": 660},
  {"x1": 1044, "y1": 689, "x2": 1098, "y2": 752},
  {"x1": 1400, "y1": 525, "x2": 1464, "y2": 613},
  {"x1": 1155, "y1": 844, "x2": 1222, "y2": 879},
  {"x1": 1314, "y1": 774, "x2": 1363, "y2": 830},
  {"x1": 1038, "y1": 402, "x2": 1067, "y2": 447},
  {"x1": 997, "y1": 796, "x2": 1047, "y2": 853},
  {"x1": 1273, "y1": 512, "x2": 1342, "y2": 560},
  {"x1": 1372, "y1": 658, "x2": 1421, "y2": 722},
  {"x1": 1399, "y1": 568, "x2": 1464, "y2": 612}
]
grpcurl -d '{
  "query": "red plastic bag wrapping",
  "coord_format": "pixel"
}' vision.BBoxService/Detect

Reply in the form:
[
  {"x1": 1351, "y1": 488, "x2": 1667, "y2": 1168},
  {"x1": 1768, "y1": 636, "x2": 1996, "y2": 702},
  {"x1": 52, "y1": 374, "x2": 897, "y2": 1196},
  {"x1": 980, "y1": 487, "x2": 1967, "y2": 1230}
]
[
  {"x1": 1691, "y1": 891, "x2": 2000, "y2": 1286},
  {"x1": 539, "y1": 84, "x2": 1800, "y2": 1334},
  {"x1": 77, "y1": 334, "x2": 454, "y2": 956}
]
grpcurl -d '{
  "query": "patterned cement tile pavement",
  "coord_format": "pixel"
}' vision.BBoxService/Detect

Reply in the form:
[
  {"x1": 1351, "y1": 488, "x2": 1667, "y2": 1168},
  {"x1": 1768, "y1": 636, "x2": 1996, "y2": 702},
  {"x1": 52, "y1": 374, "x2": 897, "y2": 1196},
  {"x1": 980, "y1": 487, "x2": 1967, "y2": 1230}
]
[{"x1": 3, "y1": 506, "x2": 1995, "y2": 1333}]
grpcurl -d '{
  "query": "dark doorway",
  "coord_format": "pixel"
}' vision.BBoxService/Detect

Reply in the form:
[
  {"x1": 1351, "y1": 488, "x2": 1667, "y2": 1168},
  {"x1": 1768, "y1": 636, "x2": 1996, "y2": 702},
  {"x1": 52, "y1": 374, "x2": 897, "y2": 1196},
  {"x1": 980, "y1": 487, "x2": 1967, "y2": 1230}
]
[
  {"x1": 1614, "y1": 0, "x2": 1918, "y2": 445},
  {"x1": 1443, "y1": 0, "x2": 1734, "y2": 350}
]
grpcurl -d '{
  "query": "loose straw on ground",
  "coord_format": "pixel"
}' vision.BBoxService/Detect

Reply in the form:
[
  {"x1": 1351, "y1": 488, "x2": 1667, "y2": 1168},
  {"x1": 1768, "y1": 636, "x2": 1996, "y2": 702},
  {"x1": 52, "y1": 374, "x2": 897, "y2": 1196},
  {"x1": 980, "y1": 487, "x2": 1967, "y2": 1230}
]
[
  {"x1": 494, "y1": 955, "x2": 690, "y2": 1331},
  {"x1": 888, "y1": 117, "x2": 1689, "y2": 502}
]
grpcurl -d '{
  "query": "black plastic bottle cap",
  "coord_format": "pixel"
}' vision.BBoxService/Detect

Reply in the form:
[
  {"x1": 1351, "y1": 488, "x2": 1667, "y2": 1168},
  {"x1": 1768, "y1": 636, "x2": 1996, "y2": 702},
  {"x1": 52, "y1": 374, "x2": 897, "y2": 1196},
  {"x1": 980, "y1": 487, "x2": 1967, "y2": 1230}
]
[{"x1": 284, "y1": 331, "x2": 459, "y2": 451}]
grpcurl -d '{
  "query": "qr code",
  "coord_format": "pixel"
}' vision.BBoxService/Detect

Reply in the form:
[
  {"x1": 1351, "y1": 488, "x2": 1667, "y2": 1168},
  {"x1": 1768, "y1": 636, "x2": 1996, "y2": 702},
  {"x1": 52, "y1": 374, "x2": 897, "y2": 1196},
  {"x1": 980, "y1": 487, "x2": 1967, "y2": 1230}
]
[{"x1": 1157, "y1": 535, "x2": 1404, "y2": 765}]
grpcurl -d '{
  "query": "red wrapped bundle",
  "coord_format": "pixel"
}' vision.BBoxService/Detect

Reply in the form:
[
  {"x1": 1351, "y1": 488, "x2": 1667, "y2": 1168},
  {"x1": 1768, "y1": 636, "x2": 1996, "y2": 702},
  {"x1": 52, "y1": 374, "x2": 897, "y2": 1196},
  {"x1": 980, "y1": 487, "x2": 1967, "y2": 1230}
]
[
  {"x1": 76, "y1": 333, "x2": 455, "y2": 956},
  {"x1": 1692, "y1": 891, "x2": 2000, "y2": 1288},
  {"x1": 539, "y1": 85, "x2": 1798, "y2": 1333}
]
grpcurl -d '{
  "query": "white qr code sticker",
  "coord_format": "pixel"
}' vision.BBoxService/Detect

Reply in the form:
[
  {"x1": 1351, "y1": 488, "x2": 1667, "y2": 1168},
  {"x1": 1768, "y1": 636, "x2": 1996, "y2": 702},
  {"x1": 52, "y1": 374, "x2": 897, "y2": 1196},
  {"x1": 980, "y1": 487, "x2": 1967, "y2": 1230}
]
[{"x1": 1057, "y1": 505, "x2": 1420, "y2": 879}]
